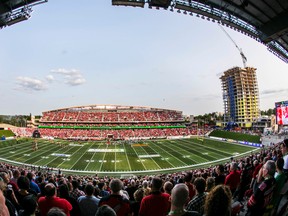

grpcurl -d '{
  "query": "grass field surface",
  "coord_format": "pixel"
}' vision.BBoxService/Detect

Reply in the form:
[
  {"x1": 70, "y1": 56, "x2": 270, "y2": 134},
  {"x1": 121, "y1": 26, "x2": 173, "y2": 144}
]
[{"x1": 0, "y1": 138, "x2": 257, "y2": 175}]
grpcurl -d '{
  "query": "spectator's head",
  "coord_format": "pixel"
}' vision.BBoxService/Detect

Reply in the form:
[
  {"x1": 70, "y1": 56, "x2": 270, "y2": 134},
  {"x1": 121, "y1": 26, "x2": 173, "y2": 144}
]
[
  {"x1": 96, "y1": 205, "x2": 116, "y2": 216},
  {"x1": 21, "y1": 194, "x2": 38, "y2": 215},
  {"x1": 133, "y1": 188, "x2": 144, "y2": 202},
  {"x1": 84, "y1": 183, "x2": 95, "y2": 196},
  {"x1": 72, "y1": 180, "x2": 79, "y2": 190},
  {"x1": 151, "y1": 177, "x2": 163, "y2": 192},
  {"x1": 216, "y1": 164, "x2": 224, "y2": 175},
  {"x1": 230, "y1": 162, "x2": 238, "y2": 171},
  {"x1": 263, "y1": 160, "x2": 276, "y2": 178},
  {"x1": 281, "y1": 139, "x2": 288, "y2": 154},
  {"x1": 163, "y1": 181, "x2": 173, "y2": 194},
  {"x1": 26, "y1": 172, "x2": 34, "y2": 181},
  {"x1": 17, "y1": 176, "x2": 30, "y2": 190},
  {"x1": 47, "y1": 207, "x2": 66, "y2": 216},
  {"x1": 170, "y1": 183, "x2": 189, "y2": 209},
  {"x1": 13, "y1": 169, "x2": 20, "y2": 179},
  {"x1": 204, "y1": 185, "x2": 232, "y2": 216},
  {"x1": 58, "y1": 184, "x2": 69, "y2": 198},
  {"x1": 206, "y1": 177, "x2": 215, "y2": 192},
  {"x1": 45, "y1": 183, "x2": 56, "y2": 197},
  {"x1": 276, "y1": 158, "x2": 284, "y2": 171},
  {"x1": 0, "y1": 172, "x2": 9, "y2": 184},
  {"x1": 194, "y1": 177, "x2": 206, "y2": 194},
  {"x1": 184, "y1": 172, "x2": 193, "y2": 183},
  {"x1": 109, "y1": 179, "x2": 123, "y2": 194},
  {"x1": 98, "y1": 182, "x2": 105, "y2": 190}
]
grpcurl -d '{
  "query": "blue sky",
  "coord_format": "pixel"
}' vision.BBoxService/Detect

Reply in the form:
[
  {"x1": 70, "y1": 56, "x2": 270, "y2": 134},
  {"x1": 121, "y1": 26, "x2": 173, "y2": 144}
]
[{"x1": 1, "y1": 0, "x2": 287, "y2": 116}]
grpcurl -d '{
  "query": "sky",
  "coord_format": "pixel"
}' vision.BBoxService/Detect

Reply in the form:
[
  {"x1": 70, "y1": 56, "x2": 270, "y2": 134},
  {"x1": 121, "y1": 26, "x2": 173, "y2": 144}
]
[{"x1": 1, "y1": 0, "x2": 287, "y2": 116}]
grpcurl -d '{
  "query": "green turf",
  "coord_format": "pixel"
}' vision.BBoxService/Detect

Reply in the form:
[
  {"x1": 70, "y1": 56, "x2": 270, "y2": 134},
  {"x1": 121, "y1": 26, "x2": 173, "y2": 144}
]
[
  {"x1": 209, "y1": 130, "x2": 261, "y2": 143},
  {"x1": 0, "y1": 138, "x2": 257, "y2": 175}
]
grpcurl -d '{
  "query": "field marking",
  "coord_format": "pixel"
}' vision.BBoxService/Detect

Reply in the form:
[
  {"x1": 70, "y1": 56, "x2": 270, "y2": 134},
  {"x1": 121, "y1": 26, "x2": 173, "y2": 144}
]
[
  {"x1": 17, "y1": 141, "x2": 64, "y2": 164},
  {"x1": 49, "y1": 141, "x2": 85, "y2": 168},
  {"x1": 122, "y1": 143, "x2": 132, "y2": 171},
  {"x1": 64, "y1": 145, "x2": 89, "y2": 170},
  {"x1": 175, "y1": 140, "x2": 219, "y2": 161},
  {"x1": 84, "y1": 143, "x2": 100, "y2": 171},
  {"x1": 130, "y1": 144, "x2": 147, "y2": 170},
  {"x1": 98, "y1": 144, "x2": 109, "y2": 171},
  {"x1": 185, "y1": 139, "x2": 241, "y2": 157},
  {"x1": 148, "y1": 141, "x2": 186, "y2": 167},
  {"x1": 114, "y1": 144, "x2": 117, "y2": 171},
  {"x1": 162, "y1": 140, "x2": 206, "y2": 164},
  {"x1": 138, "y1": 144, "x2": 162, "y2": 169}
]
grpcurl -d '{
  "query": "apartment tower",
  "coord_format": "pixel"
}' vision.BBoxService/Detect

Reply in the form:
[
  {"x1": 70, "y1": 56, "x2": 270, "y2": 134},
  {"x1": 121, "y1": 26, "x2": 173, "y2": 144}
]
[{"x1": 220, "y1": 67, "x2": 260, "y2": 128}]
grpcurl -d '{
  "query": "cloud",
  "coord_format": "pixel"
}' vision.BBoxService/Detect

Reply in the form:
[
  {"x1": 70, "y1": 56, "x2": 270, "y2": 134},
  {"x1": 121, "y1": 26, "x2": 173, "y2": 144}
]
[
  {"x1": 15, "y1": 76, "x2": 47, "y2": 91},
  {"x1": 50, "y1": 68, "x2": 86, "y2": 86},
  {"x1": 45, "y1": 75, "x2": 54, "y2": 82},
  {"x1": 260, "y1": 88, "x2": 288, "y2": 95}
]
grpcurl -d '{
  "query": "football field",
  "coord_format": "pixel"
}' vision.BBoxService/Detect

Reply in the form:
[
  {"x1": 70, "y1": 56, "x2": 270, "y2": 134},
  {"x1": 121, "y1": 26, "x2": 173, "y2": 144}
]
[{"x1": 0, "y1": 138, "x2": 258, "y2": 175}]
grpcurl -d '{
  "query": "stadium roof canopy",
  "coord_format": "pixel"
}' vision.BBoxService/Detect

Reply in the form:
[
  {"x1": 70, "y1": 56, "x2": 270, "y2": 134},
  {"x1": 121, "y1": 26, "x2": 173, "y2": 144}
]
[
  {"x1": 112, "y1": 0, "x2": 288, "y2": 63},
  {"x1": 1, "y1": 1, "x2": 287, "y2": 63},
  {"x1": 0, "y1": 0, "x2": 46, "y2": 28}
]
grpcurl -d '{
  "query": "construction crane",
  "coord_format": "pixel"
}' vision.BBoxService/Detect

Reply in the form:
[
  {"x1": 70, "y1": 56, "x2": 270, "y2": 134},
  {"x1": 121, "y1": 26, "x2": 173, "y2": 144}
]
[{"x1": 219, "y1": 24, "x2": 247, "y2": 68}]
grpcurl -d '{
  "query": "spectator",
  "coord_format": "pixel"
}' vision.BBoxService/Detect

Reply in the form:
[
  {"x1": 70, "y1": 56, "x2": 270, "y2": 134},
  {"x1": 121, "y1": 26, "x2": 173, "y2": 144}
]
[
  {"x1": 0, "y1": 189, "x2": 9, "y2": 216},
  {"x1": 18, "y1": 194, "x2": 37, "y2": 216},
  {"x1": 78, "y1": 183, "x2": 100, "y2": 216},
  {"x1": 130, "y1": 188, "x2": 144, "y2": 216},
  {"x1": 15, "y1": 176, "x2": 37, "y2": 210},
  {"x1": 70, "y1": 180, "x2": 85, "y2": 200},
  {"x1": 186, "y1": 177, "x2": 207, "y2": 215},
  {"x1": 169, "y1": 183, "x2": 200, "y2": 216},
  {"x1": 99, "y1": 179, "x2": 130, "y2": 216},
  {"x1": 246, "y1": 160, "x2": 276, "y2": 216},
  {"x1": 205, "y1": 177, "x2": 215, "y2": 192},
  {"x1": 38, "y1": 183, "x2": 72, "y2": 216},
  {"x1": 281, "y1": 139, "x2": 288, "y2": 174},
  {"x1": 224, "y1": 162, "x2": 240, "y2": 195},
  {"x1": 46, "y1": 207, "x2": 66, "y2": 216},
  {"x1": 98, "y1": 182, "x2": 110, "y2": 198},
  {"x1": 139, "y1": 177, "x2": 170, "y2": 216},
  {"x1": 96, "y1": 205, "x2": 117, "y2": 216},
  {"x1": 184, "y1": 172, "x2": 196, "y2": 201},
  {"x1": 58, "y1": 184, "x2": 80, "y2": 216},
  {"x1": 163, "y1": 181, "x2": 173, "y2": 195},
  {"x1": 204, "y1": 185, "x2": 232, "y2": 216},
  {"x1": 125, "y1": 180, "x2": 137, "y2": 201},
  {"x1": 26, "y1": 172, "x2": 40, "y2": 195},
  {"x1": 141, "y1": 180, "x2": 150, "y2": 196},
  {"x1": 214, "y1": 164, "x2": 226, "y2": 186}
]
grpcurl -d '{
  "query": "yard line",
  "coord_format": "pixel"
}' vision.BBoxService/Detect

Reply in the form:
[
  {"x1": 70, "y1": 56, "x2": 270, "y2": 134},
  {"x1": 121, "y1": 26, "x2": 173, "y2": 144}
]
[
  {"x1": 149, "y1": 141, "x2": 186, "y2": 167},
  {"x1": 122, "y1": 143, "x2": 132, "y2": 171},
  {"x1": 115, "y1": 143, "x2": 117, "y2": 171},
  {"x1": 84, "y1": 142, "x2": 101, "y2": 171},
  {"x1": 166, "y1": 140, "x2": 212, "y2": 162},
  {"x1": 182, "y1": 139, "x2": 231, "y2": 157},
  {"x1": 139, "y1": 145, "x2": 162, "y2": 169},
  {"x1": 130, "y1": 144, "x2": 147, "y2": 170},
  {"x1": 67, "y1": 144, "x2": 92, "y2": 170},
  {"x1": 98, "y1": 143, "x2": 109, "y2": 172}
]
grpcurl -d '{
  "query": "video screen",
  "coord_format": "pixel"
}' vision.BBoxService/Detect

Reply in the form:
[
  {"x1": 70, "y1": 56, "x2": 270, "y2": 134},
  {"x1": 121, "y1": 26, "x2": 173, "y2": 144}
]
[{"x1": 276, "y1": 101, "x2": 288, "y2": 125}]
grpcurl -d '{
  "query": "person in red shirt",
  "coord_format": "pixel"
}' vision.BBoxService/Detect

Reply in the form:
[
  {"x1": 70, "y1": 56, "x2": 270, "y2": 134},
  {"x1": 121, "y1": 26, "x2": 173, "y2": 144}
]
[
  {"x1": 224, "y1": 162, "x2": 240, "y2": 195},
  {"x1": 139, "y1": 177, "x2": 170, "y2": 216},
  {"x1": 38, "y1": 183, "x2": 72, "y2": 216}
]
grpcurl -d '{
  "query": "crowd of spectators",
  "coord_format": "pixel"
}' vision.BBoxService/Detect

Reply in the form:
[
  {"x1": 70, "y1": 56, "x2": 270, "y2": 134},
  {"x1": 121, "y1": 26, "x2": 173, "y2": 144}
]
[
  {"x1": 12, "y1": 128, "x2": 207, "y2": 140},
  {"x1": 41, "y1": 111, "x2": 184, "y2": 123},
  {"x1": 0, "y1": 139, "x2": 287, "y2": 216}
]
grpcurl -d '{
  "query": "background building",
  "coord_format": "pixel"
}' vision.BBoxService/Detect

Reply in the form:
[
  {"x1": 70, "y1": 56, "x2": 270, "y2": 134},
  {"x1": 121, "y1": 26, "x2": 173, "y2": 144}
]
[{"x1": 220, "y1": 67, "x2": 260, "y2": 128}]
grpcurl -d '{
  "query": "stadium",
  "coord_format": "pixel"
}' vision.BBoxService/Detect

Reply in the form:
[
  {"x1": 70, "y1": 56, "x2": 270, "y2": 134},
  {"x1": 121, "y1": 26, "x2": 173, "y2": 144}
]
[
  {"x1": 0, "y1": 1, "x2": 288, "y2": 216},
  {"x1": 0, "y1": 104, "x2": 261, "y2": 176}
]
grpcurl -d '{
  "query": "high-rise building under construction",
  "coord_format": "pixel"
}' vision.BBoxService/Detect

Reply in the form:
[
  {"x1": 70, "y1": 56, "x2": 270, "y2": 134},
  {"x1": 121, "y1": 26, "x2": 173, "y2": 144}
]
[{"x1": 220, "y1": 67, "x2": 260, "y2": 128}]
